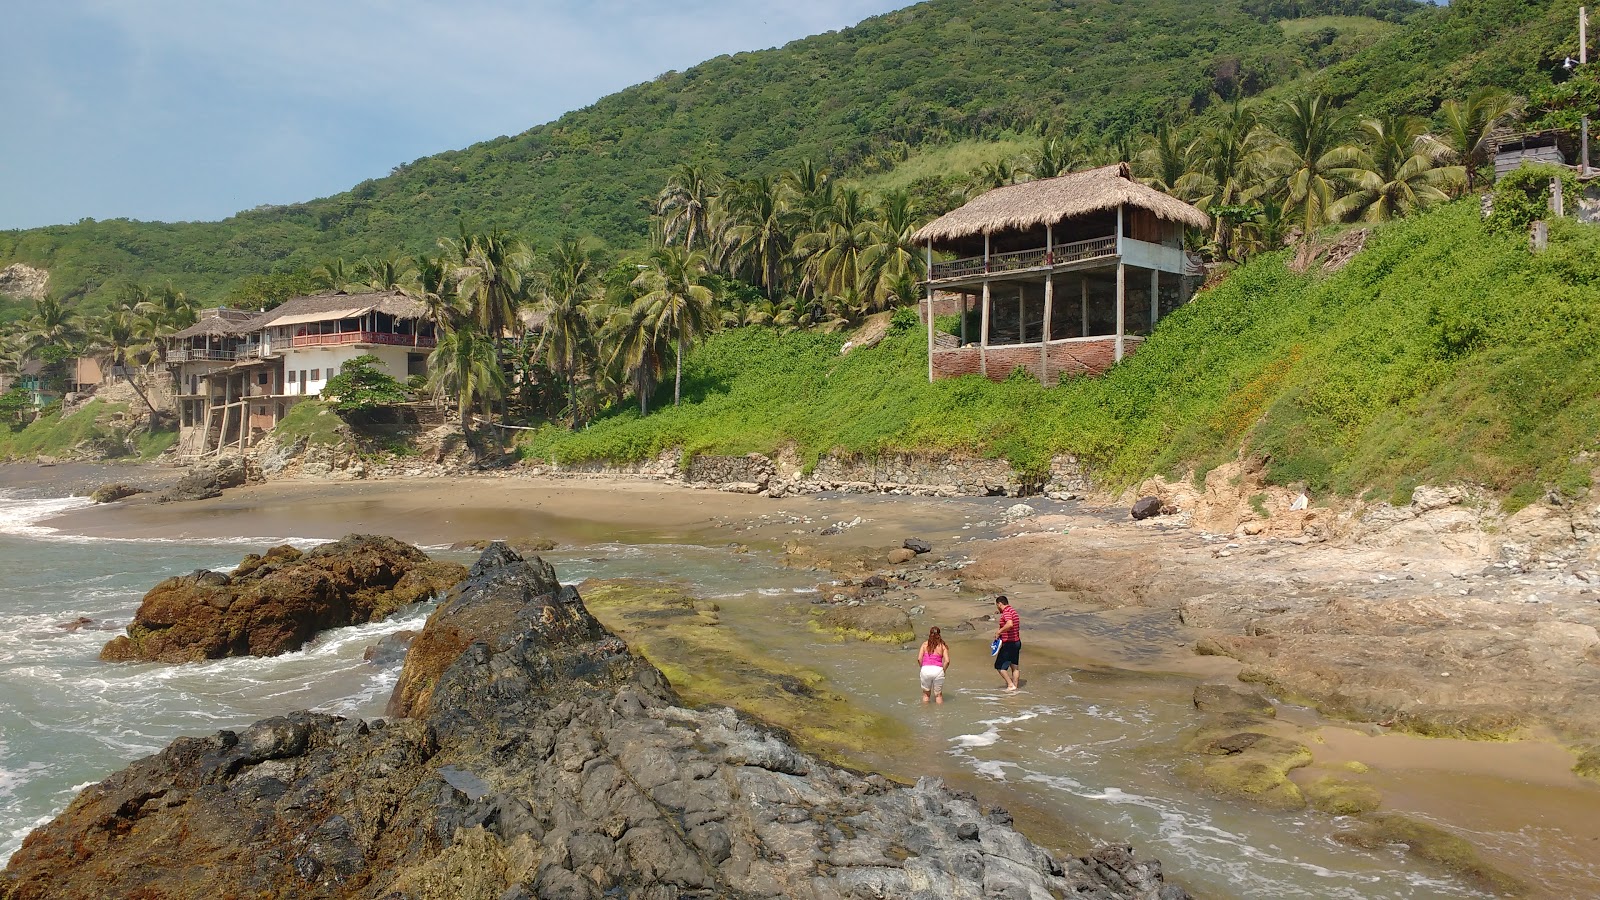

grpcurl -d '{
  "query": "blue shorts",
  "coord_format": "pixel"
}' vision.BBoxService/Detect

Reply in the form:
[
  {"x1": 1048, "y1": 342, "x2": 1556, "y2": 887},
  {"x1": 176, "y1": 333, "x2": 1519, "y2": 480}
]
[{"x1": 994, "y1": 641, "x2": 1021, "y2": 671}]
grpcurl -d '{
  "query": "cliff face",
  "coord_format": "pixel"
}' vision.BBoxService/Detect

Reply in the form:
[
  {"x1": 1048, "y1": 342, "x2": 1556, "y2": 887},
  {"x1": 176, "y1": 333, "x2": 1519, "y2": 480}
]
[
  {"x1": 0, "y1": 263, "x2": 47, "y2": 301},
  {"x1": 3, "y1": 544, "x2": 1187, "y2": 900}
]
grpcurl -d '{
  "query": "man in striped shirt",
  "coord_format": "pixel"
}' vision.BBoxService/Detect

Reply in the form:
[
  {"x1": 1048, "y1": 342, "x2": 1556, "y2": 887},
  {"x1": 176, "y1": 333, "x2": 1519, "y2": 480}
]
[{"x1": 993, "y1": 595, "x2": 1021, "y2": 692}]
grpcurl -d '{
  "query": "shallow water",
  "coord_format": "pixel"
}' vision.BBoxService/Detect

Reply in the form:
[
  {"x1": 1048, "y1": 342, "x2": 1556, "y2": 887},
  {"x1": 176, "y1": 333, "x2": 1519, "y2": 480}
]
[{"x1": 2, "y1": 483, "x2": 1596, "y2": 897}]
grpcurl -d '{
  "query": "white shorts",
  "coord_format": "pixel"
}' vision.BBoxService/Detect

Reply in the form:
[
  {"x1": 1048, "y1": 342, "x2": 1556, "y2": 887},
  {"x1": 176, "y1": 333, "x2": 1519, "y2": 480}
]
[{"x1": 919, "y1": 665, "x2": 945, "y2": 693}]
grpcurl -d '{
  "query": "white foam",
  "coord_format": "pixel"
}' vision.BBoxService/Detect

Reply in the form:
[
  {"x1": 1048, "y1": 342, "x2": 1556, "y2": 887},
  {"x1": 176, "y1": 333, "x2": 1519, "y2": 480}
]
[{"x1": 0, "y1": 494, "x2": 93, "y2": 537}]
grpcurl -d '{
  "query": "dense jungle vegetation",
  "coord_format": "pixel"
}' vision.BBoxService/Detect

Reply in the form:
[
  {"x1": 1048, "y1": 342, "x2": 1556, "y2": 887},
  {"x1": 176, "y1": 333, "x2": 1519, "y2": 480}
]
[{"x1": 0, "y1": 0, "x2": 1580, "y2": 312}]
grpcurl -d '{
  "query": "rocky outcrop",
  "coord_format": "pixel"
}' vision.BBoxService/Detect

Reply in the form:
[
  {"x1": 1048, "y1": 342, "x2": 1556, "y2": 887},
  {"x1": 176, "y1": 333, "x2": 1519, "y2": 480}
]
[
  {"x1": 11, "y1": 545, "x2": 1189, "y2": 900},
  {"x1": 0, "y1": 263, "x2": 48, "y2": 301},
  {"x1": 157, "y1": 456, "x2": 253, "y2": 502},
  {"x1": 99, "y1": 535, "x2": 467, "y2": 663},
  {"x1": 89, "y1": 483, "x2": 146, "y2": 504}
]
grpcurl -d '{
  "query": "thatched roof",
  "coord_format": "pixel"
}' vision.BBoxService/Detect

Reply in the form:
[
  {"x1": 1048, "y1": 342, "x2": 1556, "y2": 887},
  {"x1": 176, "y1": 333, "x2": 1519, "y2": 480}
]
[
  {"x1": 911, "y1": 163, "x2": 1210, "y2": 244},
  {"x1": 249, "y1": 290, "x2": 428, "y2": 330},
  {"x1": 168, "y1": 308, "x2": 259, "y2": 340}
]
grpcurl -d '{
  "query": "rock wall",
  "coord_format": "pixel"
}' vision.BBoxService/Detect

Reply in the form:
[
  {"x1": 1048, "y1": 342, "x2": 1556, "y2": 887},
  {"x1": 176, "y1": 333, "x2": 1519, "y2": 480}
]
[
  {"x1": 2, "y1": 545, "x2": 1188, "y2": 900},
  {"x1": 0, "y1": 263, "x2": 48, "y2": 301}
]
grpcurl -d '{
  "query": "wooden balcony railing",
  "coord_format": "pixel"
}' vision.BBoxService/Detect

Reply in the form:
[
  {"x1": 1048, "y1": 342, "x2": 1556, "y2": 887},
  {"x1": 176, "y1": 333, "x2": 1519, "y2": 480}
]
[
  {"x1": 929, "y1": 234, "x2": 1118, "y2": 281},
  {"x1": 291, "y1": 331, "x2": 436, "y2": 349}
]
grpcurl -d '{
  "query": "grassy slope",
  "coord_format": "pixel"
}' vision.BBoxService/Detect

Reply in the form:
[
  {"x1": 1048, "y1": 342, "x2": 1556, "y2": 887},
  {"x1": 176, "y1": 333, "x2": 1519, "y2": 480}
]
[
  {"x1": 0, "y1": 0, "x2": 1480, "y2": 311},
  {"x1": 0, "y1": 400, "x2": 176, "y2": 461},
  {"x1": 524, "y1": 201, "x2": 1600, "y2": 505}
]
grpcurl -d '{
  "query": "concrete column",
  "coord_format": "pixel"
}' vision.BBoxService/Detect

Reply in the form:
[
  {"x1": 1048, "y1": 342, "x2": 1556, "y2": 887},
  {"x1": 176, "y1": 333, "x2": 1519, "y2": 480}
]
[
  {"x1": 960, "y1": 294, "x2": 967, "y2": 345},
  {"x1": 1080, "y1": 277, "x2": 1089, "y2": 337},
  {"x1": 1150, "y1": 268, "x2": 1160, "y2": 329},
  {"x1": 1018, "y1": 286, "x2": 1026, "y2": 344},
  {"x1": 925, "y1": 241, "x2": 935, "y2": 384},
  {"x1": 980, "y1": 280, "x2": 991, "y2": 378},
  {"x1": 1041, "y1": 274, "x2": 1054, "y2": 382},
  {"x1": 1115, "y1": 263, "x2": 1126, "y2": 362}
]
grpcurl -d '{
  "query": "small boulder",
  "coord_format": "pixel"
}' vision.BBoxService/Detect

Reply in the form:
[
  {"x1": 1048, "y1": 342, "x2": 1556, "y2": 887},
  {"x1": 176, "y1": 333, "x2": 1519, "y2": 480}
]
[
  {"x1": 363, "y1": 629, "x2": 419, "y2": 667},
  {"x1": 887, "y1": 548, "x2": 916, "y2": 565},
  {"x1": 1131, "y1": 496, "x2": 1162, "y2": 520},
  {"x1": 90, "y1": 483, "x2": 146, "y2": 504},
  {"x1": 1005, "y1": 504, "x2": 1036, "y2": 519},
  {"x1": 448, "y1": 537, "x2": 557, "y2": 555},
  {"x1": 903, "y1": 538, "x2": 932, "y2": 555}
]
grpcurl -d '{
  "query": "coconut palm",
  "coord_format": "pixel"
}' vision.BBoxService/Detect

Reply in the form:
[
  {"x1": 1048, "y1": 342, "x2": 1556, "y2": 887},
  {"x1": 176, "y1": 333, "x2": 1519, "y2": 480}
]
[
  {"x1": 427, "y1": 324, "x2": 504, "y2": 433},
  {"x1": 1439, "y1": 87, "x2": 1524, "y2": 192},
  {"x1": 541, "y1": 236, "x2": 605, "y2": 420},
  {"x1": 720, "y1": 175, "x2": 797, "y2": 300},
  {"x1": 22, "y1": 296, "x2": 84, "y2": 355},
  {"x1": 1026, "y1": 131, "x2": 1086, "y2": 181},
  {"x1": 1179, "y1": 102, "x2": 1271, "y2": 260},
  {"x1": 86, "y1": 307, "x2": 158, "y2": 414},
  {"x1": 633, "y1": 246, "x2": 715, "y2": 407},
  {"x1": 1137, "y1": 123, "x2": 1195, "y2": 197},
  {"x1": 453, "y1": 228, "x2": 533, "y2": 424},
  {"x1": 359, "y1": 256, "x2": 412, "y2": 292},
  {"x1": 782, "y1": 160, "x2": 834, "y2": 231},
  {"x1": 311, "y1": 258, "x2": 357, "y2": 292},
  {"x1": 1267, "y1": 94, "x2": 1361, "y2": 241},
  {"x1": 132, "y1": 282, "x2": 197, "y2": 364},
  {"x1": 405, "y1": 253, "x2": 465, "y2": 332},
  {"x1": 796, "y1": 187, "x2": 876, "y2": 302},
  {"x1": 1329, "y1": 116, "x2": 1462, "y2": 223},
  {"x1": 656, "y1": 164, "x2": 722, "y2": 252},
  {"x1": 859, "y1": 189, "x2": 926, "y2": 305},
  {"x1": 602, "y1": 295, "x2": 671, "y2": 416}
]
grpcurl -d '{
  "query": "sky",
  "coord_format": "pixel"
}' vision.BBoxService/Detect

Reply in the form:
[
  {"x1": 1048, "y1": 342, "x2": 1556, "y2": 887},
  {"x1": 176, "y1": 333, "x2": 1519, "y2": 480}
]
[{"x1": 0, "y1": 0, "x2": 909, "y2": 231}]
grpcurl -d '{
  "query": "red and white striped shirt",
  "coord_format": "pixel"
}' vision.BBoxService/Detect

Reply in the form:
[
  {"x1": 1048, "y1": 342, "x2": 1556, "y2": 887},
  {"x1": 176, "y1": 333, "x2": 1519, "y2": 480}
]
[{"x1": 997, "y1": 606, "x2": 1020, "y2": 642}]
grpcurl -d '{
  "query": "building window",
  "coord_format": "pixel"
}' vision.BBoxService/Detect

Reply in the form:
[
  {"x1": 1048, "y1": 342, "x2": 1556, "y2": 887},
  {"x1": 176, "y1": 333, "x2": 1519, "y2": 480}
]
[
  {"x1": 256, "y1": 406, "x2": 266, "y2": 415},
  {"x1": 287, "y1": 370, "x2": 297, "y2": 383},
  {"x1": 257, "y1": 373, "x2": 268, "y2": 385},
  {"x1": 311, "y1": 369, "x2": 320, "y2": 381},
  {"x1": 328, "y1": 365, "x2": 338, "y2": 379}
]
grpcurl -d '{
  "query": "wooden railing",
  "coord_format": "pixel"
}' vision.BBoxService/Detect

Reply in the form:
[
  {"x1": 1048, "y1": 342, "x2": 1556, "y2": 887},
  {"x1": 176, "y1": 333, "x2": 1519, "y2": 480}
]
[
  {"x1": 929, "y1": 234, "x2": 1117, "y2": 281},
  {"x1": 291, "y1": 331, "x2": 436, "y2": 349}
]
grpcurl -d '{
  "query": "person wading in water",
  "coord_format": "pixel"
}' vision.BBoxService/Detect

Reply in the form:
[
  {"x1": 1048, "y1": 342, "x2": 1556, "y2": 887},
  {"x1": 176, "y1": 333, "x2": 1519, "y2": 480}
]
[
  {"x1": 917, "y1": 627, "x2": 951, "y2": 704},
  {"x1": 993, "y1": 595, "x2": 1021, "y2": 692}
]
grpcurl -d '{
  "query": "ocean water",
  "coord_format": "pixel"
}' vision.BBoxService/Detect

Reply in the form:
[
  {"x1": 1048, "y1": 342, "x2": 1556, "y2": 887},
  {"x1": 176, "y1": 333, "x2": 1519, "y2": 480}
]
[{"x1": 1, "y1": 482, "x2": 1590, "y2": 897}]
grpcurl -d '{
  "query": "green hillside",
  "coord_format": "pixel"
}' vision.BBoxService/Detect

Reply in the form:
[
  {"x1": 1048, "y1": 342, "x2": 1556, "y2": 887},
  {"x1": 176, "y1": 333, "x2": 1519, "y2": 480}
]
[
  {"x1": 0, "y1": 0, "x2": 1573, "y2": 311},
  {"x1": 522, "y1": 200, "x2": 1599, "y2": 507}
]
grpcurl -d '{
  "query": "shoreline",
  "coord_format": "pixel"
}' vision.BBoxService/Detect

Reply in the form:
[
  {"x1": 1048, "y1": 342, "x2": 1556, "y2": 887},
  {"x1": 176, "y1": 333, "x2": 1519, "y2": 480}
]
[{"x1": 23, "y1": 468, "x2": 1600, "y2": 896}]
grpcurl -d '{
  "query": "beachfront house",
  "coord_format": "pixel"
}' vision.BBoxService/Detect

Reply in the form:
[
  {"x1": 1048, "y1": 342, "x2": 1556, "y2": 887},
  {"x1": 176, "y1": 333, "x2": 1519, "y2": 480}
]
[
  {"x1": 166, "y1": 291, "x2": 437, "y2": 457},
  {"x1": 252, "y1": 290, "x2": 435, "y2": 399},
  {"x1": 913, "y1": 163, "x2": 1209, "y2": 384}
]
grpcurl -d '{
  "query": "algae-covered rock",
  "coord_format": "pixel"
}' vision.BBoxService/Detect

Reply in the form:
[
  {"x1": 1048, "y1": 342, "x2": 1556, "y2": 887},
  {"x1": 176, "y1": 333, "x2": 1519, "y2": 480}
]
[
  {"x1": 1178, "y1": 728, "x2": 1314, "y2": 810},
  {"x1": 1389, "y1": 707, "x2": 1524, "y2": 741},
  {"x1": 448, "y1": 537, "x2": 557, "y2": 554},
  {"x1": 101, "y1": 534, "x2": 465, "y2": 664},
  {"x1": 1194, "y1": 683, "x2": 1275, "y2": 717},
  {"x1": 1303, "y1": 775, "x2": 1381, "y2": 816},
  {"x1": 1574, "y1": 746, "x2": 1600, "y2": 783},
  {"x1": 1335, "y1": 814, "x2": 1525, "y2": 896},
  {"x1": 814, "y1": 604, "x2": 915, "y2": 643},
  {"x1": 89, "y1": 483, "x2": 145, "y2": 504}
]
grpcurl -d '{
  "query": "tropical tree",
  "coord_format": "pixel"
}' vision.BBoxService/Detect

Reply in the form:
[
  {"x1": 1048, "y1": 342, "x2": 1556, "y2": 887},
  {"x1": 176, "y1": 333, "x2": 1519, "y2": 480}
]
[
  {"x1": 1329, "y1": 115, "x2": 1462, "y2": 223},
  {"x1": 86, "y1": 305, "x2": 158, "y2": 413},
  {"x1": 1179, "y1": 102, "x2": 1271, "y2": 260},
  {"x1": 132, "y1": 282, "x2": 197, "y2": 363},
  {"x1": 1137, "y1": 124, "x2": 1194, "y2": 196},
  {"x1": 405, "y1": 253, "x2": 464, "y2": 331},
  {"x1": 860, "y1": 189, "x2": 926, "y2": 305},
  {"x1": 1025, "y1": 130, "x2": 1086, "y2": 180},
  {"x1": 22, "y1": 296, "x2": 84, "y2": 355},
  {"x1": 796, "y1": 187, "x2": 876, "y2": 301},
  {"x1": 720, "y1": 175, "x2": 797, "y2": 299},
  {"x1": 427, "y1": 324, "x2": 504, "y2": 433},
  {"x1": 452, "y1": 228, "x2": 533, "y2": 423},
  {"x1": 541, "y1": 236, "x2": 605, "y2": 420},
  {"x1": 633, "y1": 246, "x2": 715, "y2": 406},
  {"x1": 311, "y1": 258, "x2": 357, "y2": 292},
  {"x1": 1439, "y1": 87, "x2": 1524, "y2": 192},
  {"x1": 656, "y1": 163, "x2": 722, "y2": 252},
  {"x1": 1267, "y1": 94, "x2": 1360, "y2": 241},
  {"x1": 602, "y1": 295, "x2": 671, "y2": 416},
  {"x1": 359, "y1": 256, "x2": 412, "y2": 292}
]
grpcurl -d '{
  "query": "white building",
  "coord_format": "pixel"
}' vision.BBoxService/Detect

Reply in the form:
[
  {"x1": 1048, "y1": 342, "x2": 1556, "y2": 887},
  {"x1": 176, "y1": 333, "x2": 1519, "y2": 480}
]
[{"x1": 253, "y1": 290, "x2": 436, "y2": 398}]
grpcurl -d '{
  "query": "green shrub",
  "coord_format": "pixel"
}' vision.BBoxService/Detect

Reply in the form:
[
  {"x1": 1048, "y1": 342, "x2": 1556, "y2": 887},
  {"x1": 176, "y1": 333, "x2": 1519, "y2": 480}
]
[{"x1": 1488, "y1": 164, "x2": 1582, "y2": 235}]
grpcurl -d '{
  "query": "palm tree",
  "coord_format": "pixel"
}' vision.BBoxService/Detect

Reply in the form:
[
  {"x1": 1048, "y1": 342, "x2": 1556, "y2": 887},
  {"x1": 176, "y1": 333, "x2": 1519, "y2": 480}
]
[
  {"x1": 859, "y1": 189, "x2": 926, "y2": 306},
  {"x1": 603, "y1": 296, "x2": 671, "y2": 416},
  {"x1": 359, "y1": 256, "x2": 412, "y2": 292},
  {"x1": 453, "y1": 228, "x2": 533, "y2": 424},
  {"x1": 405, "y1": 253, "x2": 465, "y2": 332},
  {"x1": 1440, "y1": 87, "x2": 1524, "y2": 192},
  {"x1": 541, "y1": 236, "x2": 605, "y2": 419},
  {"x1": 1329, "y1": 116, "x2": 1463, "y2": 223},
  {"x1": 1179, "y1": 102, "x2": 1271, "y2": 260},
  {"x1": 311, "y1": 258, "x2": 357, "y2": 292},
  {"x1": 86, "y1": 308, "x2": 159, "y2": 414},
  {"x1": 657, "y1": 164, "x2": 722, "y2": 251},
  {"x1": 633, "y1": 246, "x2": 715, "y2": 406},
  {"x1": 782, "y1": 160, "x2": 834, "y2": 230},
  {"x1": 22, "y1": 297, "x2": 84, "y2": 355},
  {"x1": 1267, "y1": 94, "x2": 1361, "y2": 241},
  {"x1": 1025, "y1": 131, "x2": 1085, "y2": 181},
  {"x1": 720, "y1": 175, "x2": 797, "y2": 300},
  {"x1": 427, "y1": 324, "x2": 504, "y2": 433},
  {"x1": 132, "y1": 282, "x2": 197, "y2": 364},
  {"x1": 1137, "y1": 123, "x2": 1195, "y2": 197},
  {"x1": 966, "y1": 157, "x2": 1020, "y2": 197},
  {"x1": 796, "y1": 187, "x2": 876, "y2": 302}
]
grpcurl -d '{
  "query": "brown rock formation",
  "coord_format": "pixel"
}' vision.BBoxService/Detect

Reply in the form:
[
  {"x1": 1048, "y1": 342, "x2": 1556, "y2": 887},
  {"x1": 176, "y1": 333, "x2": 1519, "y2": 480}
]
[{"x1": 99, "y1": 535, "x2": 466, "y2": 663}]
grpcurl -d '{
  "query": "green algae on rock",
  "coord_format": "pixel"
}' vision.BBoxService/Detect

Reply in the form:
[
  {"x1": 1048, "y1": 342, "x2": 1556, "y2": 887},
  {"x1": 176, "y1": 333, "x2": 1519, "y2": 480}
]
[
  {"x1": 1303, "y1": 776, "x2": 1382, "y2": 817},
  {"x1": 579, "y1": 578, "x2": 910, "y2": 763},
  {"x1": 1335, "y1": 814, "x2": 1526, "y2": 897},
  {"x1": 1177, "y1": 718, "x2": 1314, "y2": 811},
  {"x1": 812, "y1": 604, "x2": 915, "y2": 644}
]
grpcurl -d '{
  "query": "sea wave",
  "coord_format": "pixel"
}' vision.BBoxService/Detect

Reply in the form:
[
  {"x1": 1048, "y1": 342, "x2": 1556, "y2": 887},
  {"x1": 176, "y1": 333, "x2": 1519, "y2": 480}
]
[{"x1": 0, "y1": 493, "x2": 94, "y2": 538}]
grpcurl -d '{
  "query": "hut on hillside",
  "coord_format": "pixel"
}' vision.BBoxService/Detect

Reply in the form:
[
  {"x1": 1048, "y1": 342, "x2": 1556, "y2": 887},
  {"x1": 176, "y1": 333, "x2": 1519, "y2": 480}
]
[{"x1": 913, "y1": 163, "x2": 1209, "y2": 384}]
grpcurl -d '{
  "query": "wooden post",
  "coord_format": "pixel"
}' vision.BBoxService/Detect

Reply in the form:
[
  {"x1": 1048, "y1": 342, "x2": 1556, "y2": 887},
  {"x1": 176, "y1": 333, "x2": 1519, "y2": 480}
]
[
  {"x1": 1532, "y1": 220, "x2": 1550, "y2": 252},
  {"x1": 1041, "y1": 274, "x2": 1054, "y2": 382},
  {"x1": 1552, "y1": 177, "x2": 1566, "y2": 218},
  {"x1": 925, "y1": 242, "x2": 935, "y2": 384},
  {"x1": 1150, "y1": 268, "x2": 1160, "y2": 330},
  {"x1": 1018, "y1": 286, "x2": 1026, "y2": 344},
  {"x1": 980, "y1": 280, "x2": 991, "y2": 378},
  {"x1": 1115, "y1": 263, "x2": 1126, "y2": 362},
  {"x1": 1116, "y1": 204, "x2": 1124, "y2": 256}
]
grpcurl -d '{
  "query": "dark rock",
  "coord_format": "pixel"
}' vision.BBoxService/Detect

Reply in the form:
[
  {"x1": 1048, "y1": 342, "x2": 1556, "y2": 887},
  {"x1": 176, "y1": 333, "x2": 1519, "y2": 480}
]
[
  {"x1": 904, "y1": 538, "x2": 932, "y2": 554},
  {"x1": 11, "y1": 545, "x2": 1185, "y2": 900},
  {"x1": 55, "y1": 616, "x2": 93, "y2": 631},
  {"x1": 449, "y1": 537, "x2": 557, "y2": 554},
  {"x1": 1131, "y1": 496, "x2": 1163, "y2": 520},
  {"x1": 99, "y1": 535, "x2": 466, "y2": 663},
  {"x1": 89, "y1": 483, "x2": 145, "y2": 504},
  {"x1": 362, "y1": 629, "x2": 418, "y2": 666},
  {"x1": 157, "y1": 457, "x2": 252, "y2": 503},
  {"x1": 1193, "y1": 684, "x2": 1275, "y2": 717}
]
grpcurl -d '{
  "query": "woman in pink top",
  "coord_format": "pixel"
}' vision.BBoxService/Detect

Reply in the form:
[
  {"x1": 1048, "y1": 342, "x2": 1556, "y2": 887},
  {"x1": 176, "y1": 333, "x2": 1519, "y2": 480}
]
[{"x1": 917, "y1": 626, "x2": 951, "y2": 704}]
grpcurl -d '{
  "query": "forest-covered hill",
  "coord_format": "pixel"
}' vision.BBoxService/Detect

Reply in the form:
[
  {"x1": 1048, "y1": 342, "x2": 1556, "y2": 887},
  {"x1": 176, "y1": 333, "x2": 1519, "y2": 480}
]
[{"x1": 0, "y1": 0, "x2": 1577, "y2": 312}]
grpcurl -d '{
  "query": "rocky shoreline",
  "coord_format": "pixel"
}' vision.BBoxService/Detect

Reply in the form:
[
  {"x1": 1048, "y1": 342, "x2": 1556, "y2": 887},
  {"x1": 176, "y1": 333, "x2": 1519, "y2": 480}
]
[{"x1": 1, "y1": 545, "x2": 1190, "y2": 900}]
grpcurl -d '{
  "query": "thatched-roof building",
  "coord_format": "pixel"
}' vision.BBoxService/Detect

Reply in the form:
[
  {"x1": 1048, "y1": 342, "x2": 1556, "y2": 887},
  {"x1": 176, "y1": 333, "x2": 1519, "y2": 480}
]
[{"x1": 915, "y1": 163, "x2": 1208, "y2": 384}]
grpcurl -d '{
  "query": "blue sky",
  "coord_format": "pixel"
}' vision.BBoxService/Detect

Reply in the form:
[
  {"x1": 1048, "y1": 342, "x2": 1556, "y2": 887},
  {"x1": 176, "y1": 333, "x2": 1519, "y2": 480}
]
[{"x1": 0, "y1": 1, "x2": 908, "y2": 230}]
